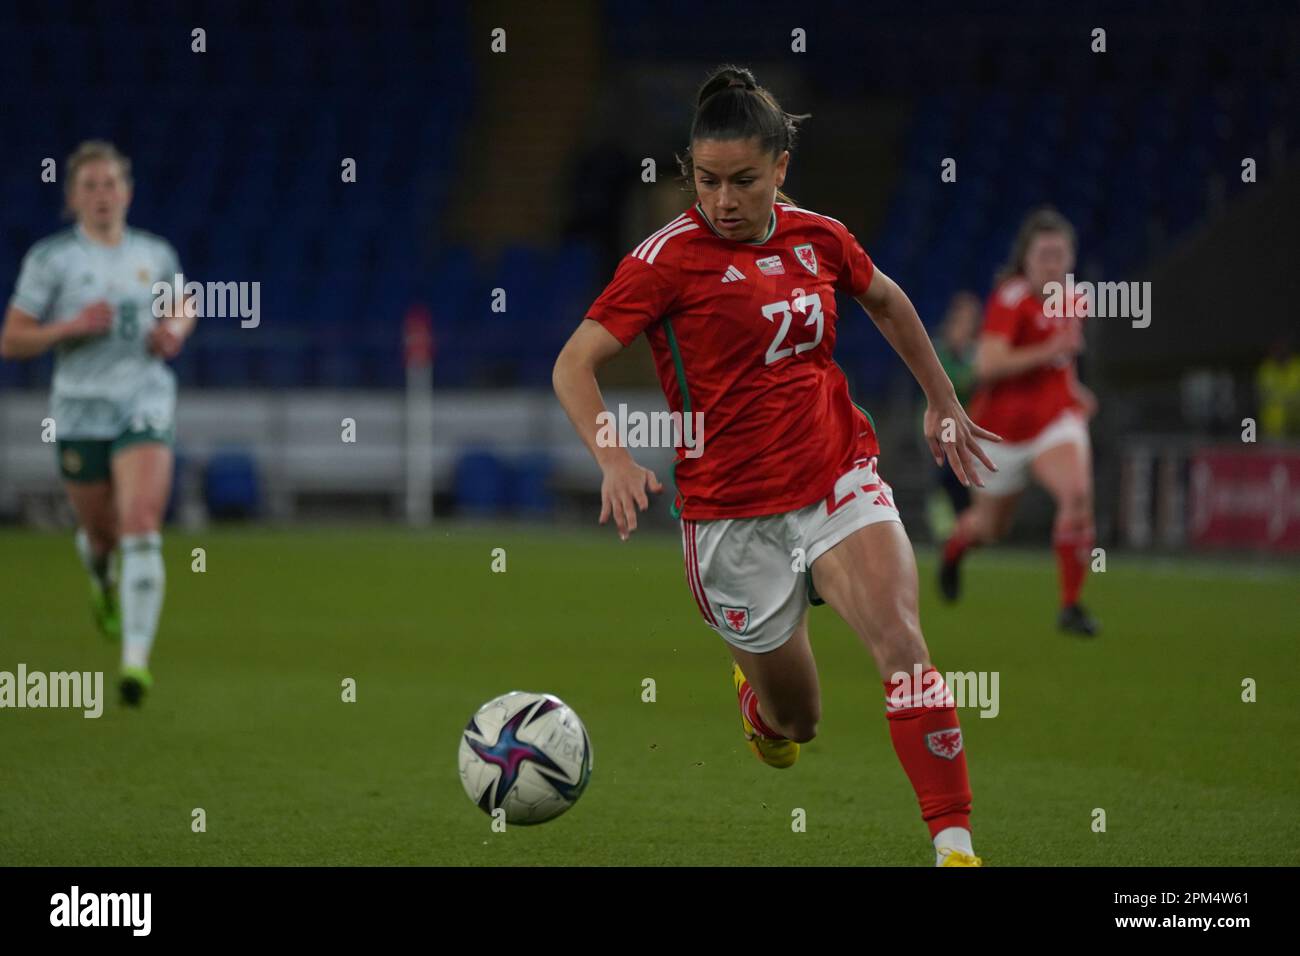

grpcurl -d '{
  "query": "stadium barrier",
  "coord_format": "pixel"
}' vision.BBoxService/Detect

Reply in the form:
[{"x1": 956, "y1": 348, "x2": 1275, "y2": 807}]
[{"x1": 0, "y1": 390, "x2": 677, "y2": 523}]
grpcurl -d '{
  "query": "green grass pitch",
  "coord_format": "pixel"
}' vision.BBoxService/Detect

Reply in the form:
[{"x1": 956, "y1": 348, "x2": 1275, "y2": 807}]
[{"x1": 0, "y1": 525, "x2": 1296, "y2": 866}]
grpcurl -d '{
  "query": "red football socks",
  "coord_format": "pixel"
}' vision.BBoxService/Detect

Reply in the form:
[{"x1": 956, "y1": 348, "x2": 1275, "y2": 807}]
[
  {"x1": 942, "y1": 529, "x2": 974, "y2": 565},
  {"x1": 740, "y1": 679, "x2": 785, "y2": 739},
  {"x1": 1053, "y1": 528, "x2": 1092, "y2": 607},
  {"x1": 883, "y1": 667, "x2": 973, "y2": 838}
]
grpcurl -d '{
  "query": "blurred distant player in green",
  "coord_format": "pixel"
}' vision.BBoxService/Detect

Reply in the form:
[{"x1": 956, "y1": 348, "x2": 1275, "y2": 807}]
[{"x1": 0, "y1": 141, "x2": 195, "y2": 705}]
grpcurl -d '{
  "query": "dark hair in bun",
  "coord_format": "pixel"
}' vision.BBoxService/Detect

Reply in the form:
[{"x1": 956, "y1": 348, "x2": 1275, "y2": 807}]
[{"x1": 678, "y1": 65, "x2": 808, "y2": 203}]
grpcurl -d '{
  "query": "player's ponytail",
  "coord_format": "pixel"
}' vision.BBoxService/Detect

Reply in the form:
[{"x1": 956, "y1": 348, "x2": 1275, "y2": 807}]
[{"x1": 677, "y1": 64, "x2": 808, "y2": 206}]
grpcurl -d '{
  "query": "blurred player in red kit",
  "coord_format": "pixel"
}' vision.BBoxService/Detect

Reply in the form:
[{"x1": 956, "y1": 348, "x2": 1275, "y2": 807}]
[{"x1": 939, "y1": 208, "x2": 1100, "y2": 636}]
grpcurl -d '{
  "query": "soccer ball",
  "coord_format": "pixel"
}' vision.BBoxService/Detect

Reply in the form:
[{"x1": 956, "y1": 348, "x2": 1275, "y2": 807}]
[{"x1": 458, "y1": 691, "x2": 593, "y2": 825}]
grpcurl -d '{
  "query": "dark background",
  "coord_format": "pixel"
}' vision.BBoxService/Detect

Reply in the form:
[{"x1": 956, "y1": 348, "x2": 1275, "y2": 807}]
[{"x1": 1, "y1": 0, "x2": 1297, "y2": 541}]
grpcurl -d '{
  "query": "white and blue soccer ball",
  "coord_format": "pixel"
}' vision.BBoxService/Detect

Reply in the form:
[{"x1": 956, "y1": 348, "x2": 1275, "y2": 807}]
[{"x1": 458, "y1": 691, "x2": 593, "y2": 825}]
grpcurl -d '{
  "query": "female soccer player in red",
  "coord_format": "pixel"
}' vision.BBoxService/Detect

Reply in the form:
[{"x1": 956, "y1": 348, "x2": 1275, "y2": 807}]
[
  {"x1": 939, "y1": 209, "x2": 1100, "y2": 636},
  {"x1": 554, "y1": 66, "x2": 999, "y2": 866}
]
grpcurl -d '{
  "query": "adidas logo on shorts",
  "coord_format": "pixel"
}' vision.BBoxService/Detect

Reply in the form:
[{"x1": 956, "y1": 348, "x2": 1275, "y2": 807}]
[{"x1": 720, "y1": 265, "x2": 746, "y2": 283}]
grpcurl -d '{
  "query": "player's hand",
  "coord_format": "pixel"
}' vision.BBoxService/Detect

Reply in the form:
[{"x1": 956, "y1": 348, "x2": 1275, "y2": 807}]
[
  {"x1": 147, "y1": 320, "x2": 186, "y2": 359},
  {"x1": 1044, "y1": 324, "x2": 1083, "y2": 363},
  {"x1": 599, "y1": 456, "x2": 663, "y2": 541},
  {"x1": 924, "y1": 393, "x2": 1002, "y2": 489},
  {"x1": 62, "y1": 301, "x2": 113, "y2": 340}
]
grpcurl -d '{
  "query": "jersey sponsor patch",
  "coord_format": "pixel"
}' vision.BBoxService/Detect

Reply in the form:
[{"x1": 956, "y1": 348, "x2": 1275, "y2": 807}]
[
  {"x1": 925, "y1": 728, "x2": 963, "y2": 760},
  {"x1": 721, "y1": 605, "x2": 750, "y2": 634},
  {"x1": 792, "y1": 243, "x2": 818, "y2": 276},
  {"x1": 755, "y1": 254, "x2": 784, "y2": 276}
]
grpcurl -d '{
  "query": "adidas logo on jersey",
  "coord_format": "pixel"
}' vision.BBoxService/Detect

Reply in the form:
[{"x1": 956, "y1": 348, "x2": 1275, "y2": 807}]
[{"x1": 720, "y1": 265, "x2": 746, "y2": 283}]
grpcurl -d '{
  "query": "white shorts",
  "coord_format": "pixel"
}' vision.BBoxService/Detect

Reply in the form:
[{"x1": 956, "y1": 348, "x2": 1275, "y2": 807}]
[
  {"x1": 680, "y1": 456, "x2": 903, "y2": 654},
  {"x1": 51, "y1": 377, "x2": 177, "y2": 441},
  {"x1": 973, "y1": 409, "x2": 1089, "y2": 497}
]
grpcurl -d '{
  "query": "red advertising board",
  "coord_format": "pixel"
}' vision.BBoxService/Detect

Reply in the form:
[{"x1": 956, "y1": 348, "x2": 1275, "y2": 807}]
[{"x1": 1188, "y1": 447, "x2": 1300, "y2": 551}]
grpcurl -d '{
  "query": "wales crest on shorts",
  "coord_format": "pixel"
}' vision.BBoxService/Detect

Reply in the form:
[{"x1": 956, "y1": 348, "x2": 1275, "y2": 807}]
[{"x1": 721, "y1": 605, "x2": 750, "y2": 634}]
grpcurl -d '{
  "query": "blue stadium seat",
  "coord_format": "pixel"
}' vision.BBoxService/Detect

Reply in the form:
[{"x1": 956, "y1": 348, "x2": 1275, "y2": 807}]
[
  {"x1": 204, "y1": 452, "x2": 260, "y2": 519},
  {"x1": 2, "y1": 3, "x2": 1290, "y2": 395},
  {"x1": 454, "y1": 450, "x2": 510, "y2": 516},
  {"x1": 511, "y1": 453, "x2": 555, "y2": 516}
]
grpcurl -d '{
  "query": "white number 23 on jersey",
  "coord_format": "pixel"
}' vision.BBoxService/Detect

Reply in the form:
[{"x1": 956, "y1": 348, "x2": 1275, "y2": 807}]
[{"x1": 762, "y1": 293, "x2": 824, "y2": 366}]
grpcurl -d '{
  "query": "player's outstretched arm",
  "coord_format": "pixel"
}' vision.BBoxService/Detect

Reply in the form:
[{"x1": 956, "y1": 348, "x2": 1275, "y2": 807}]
[
  {"x1": 0, "y1": 302, "x2": 112, "y2": 360},
  {"x1": 855, "y1": 270, "x2": 1002, "y2": 487},
  {"x1": 553, "y1": 319, "x2": 663, "y2": 540},
  {"x1": 974, "y1": 323, "x2": 1080, "y2": 384}
]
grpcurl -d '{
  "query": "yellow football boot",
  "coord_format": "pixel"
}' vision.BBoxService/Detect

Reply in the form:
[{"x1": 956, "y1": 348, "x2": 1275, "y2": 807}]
[{"x1": 732, "y1": 663, "x2": 799, "y2": 769}]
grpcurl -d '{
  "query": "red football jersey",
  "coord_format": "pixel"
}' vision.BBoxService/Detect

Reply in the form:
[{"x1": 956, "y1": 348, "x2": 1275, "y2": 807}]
[
  {"x1": 968, "y1": 276, "x2": 1084, "y2": 443},
  {"x1": 585, "y1": 201, "x2": 879, "y2": 520}
]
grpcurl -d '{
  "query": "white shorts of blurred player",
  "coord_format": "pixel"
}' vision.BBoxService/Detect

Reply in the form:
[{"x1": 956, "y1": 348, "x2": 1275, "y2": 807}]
[
  {"x1": 971, "y1": 409, "x2": 1090, "y2": 497},
  {"x1": 680, "y1": 456, "x2": 903, "y2": 654}
]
